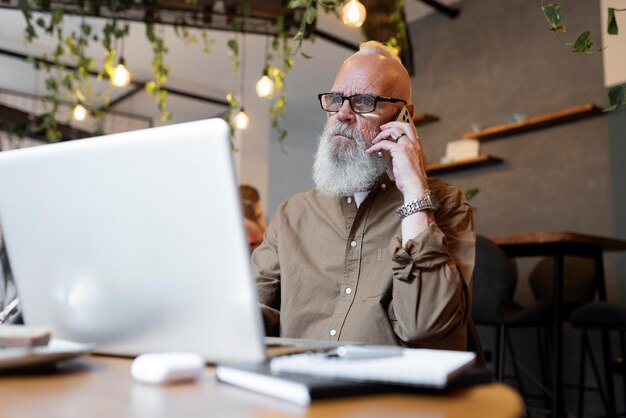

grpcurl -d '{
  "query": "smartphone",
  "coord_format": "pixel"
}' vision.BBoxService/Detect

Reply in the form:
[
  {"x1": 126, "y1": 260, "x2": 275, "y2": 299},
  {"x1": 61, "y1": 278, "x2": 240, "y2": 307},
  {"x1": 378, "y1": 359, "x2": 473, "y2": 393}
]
[
  {"x1": 394, "y1": 105, "x2": 413, "y2": 125},
  {"x1": 378, "y1": 106, "x2": 414, "y2": 180}
]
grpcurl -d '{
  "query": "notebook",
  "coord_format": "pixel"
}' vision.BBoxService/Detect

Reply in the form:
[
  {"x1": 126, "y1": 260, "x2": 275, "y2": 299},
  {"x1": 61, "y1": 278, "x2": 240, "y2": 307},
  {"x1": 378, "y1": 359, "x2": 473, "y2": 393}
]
[
  {"x1": 0, "y1": 118, "x2": 267, "y2": 364},
  {"x1": 216, "y1": 346, "x2": 478, "y2": 405},
  {"x1": 269, "y1": 346, "x2": 477, "y2": 389},
  {"x1": 215, "y1": 362, "x2": 387, "y2": 406}
]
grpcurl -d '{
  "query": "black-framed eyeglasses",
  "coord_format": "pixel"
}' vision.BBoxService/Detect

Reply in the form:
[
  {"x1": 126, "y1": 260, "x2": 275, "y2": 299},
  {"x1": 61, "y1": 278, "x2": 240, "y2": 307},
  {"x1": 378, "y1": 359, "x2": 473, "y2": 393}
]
[{"x1": 317, "y1": 93, "x2": 407, "y2": 114}]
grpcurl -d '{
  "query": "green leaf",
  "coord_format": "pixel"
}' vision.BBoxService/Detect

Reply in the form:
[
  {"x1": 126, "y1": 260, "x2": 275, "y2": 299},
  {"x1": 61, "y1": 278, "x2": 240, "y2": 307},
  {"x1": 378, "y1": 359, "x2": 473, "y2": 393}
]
[
  {"x1": 608, "y1": 8, "x2": 618, "y2": 35},
  {"x1": 464, "y1": 188, "x2": 480, "y2": 201},
  {"x1": 145, "y1": 81, "x2": 157, "y2": 95},
  {"x1": 287, "y1": 0, "x2": 309, "y2": 8},
  {"x1": 542, "y1": 3, "x2": 562, "y2": 29},
  {"x1": 304, "y1": 6, "x2": 317, "y2": 24},
  {"x1": 605, "y1": 84, "x2": 626, "y2": 111},
  {"x1": 227, "y1": 39, "x2": 239, "y2": 55},
  {"x1": 570, "y1": 31, "x2": 594, "y2": 53},
  {"x1": 238, "y1": 0, "x2": 250, "y2": 17}
]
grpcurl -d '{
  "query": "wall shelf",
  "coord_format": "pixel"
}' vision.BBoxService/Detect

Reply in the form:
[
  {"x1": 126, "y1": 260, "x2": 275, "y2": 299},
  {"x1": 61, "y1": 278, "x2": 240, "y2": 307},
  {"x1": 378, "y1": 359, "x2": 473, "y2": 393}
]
[
  {"x1": 462, "y1": 103, "x2": 603, "y2": 141},
  {"x1": 426, "y1": 154, "x2": 503, "y2": 175},
  {"x1": 413, "y1": 113, "x2": 440, "y2": 127}
]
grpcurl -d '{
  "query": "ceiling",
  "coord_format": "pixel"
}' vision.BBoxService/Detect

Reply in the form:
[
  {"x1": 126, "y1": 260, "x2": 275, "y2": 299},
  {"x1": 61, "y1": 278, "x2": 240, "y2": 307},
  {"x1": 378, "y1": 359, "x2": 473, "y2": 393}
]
[{"x1": 0, "y1": 1, "x2": 460, "y2": 132}]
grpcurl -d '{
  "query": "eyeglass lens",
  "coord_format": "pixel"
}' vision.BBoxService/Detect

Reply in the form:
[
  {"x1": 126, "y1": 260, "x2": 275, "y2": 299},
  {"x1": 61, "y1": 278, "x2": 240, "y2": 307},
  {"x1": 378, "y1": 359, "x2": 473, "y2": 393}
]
[{"x1": 321, "y1": 94, "x2": 377, "y2": 113}]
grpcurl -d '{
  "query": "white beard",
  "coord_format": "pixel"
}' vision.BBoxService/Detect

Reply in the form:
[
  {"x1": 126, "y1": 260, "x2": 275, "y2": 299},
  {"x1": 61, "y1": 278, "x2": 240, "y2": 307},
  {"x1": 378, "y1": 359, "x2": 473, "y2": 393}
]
[{"x1": 312, "y1": 122, "x2": 385, "y2": 197}]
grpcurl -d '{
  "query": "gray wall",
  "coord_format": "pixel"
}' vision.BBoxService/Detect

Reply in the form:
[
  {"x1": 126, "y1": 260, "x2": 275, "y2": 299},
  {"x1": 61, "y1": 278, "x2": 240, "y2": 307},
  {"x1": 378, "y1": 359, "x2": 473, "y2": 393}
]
[
  {"x1": 410, "y1": 0, "x2": 625, "y2": 300},
  {"x1": 609, "y1": 108, "x2": 626, "y2": 298}
]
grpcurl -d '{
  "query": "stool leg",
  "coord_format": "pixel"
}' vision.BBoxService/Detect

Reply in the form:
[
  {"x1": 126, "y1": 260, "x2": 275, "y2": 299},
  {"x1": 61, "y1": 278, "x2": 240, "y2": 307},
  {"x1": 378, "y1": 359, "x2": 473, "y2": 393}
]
[
  {"x1": 601, "y1": 330, "x2": 616, "y2": 417},
  {"x1": 495, "y1": 324, "x2": 504, "y2": 381},
  {"x1": 587, "y1": 330, "x2": 611, "y2": 415},
  {"x1": 577, "y1": 329, "x2": 588, "y2": 418},
  {"x1": 620, "y1": 331, "x2": 625, "y2": 415},
  {"x1": 537, "y1": 327, "x2": 551, "y2": 409},
  {"x1": 621, "y1": 331, "x2": 625, "y2": 415},
  {"x1": 505, "y1": 330, "x2": 529, "y2": 406}
]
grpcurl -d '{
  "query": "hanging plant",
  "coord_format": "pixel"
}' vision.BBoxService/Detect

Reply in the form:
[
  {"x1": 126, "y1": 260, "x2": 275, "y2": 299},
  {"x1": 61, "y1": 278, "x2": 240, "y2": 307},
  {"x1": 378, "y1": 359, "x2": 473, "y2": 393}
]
[
  {"x1": 144, "y1": 20, "x2": 172, "y2": 121},
  {"x1": 541, "y1": 1, "x2": 626, "y2": 111},
  {"x1": 224, "y1": 4, "x2": 246, "y2": 145},
  {"x1": 268, "y1": 15, "x2": 293, "y2": 148},
  {"x1": 18, "y1": 0, "x2": 139, "y2": 139},
  {"x1": 12, "y1": 0, "x2": 408, "y2": 144}
]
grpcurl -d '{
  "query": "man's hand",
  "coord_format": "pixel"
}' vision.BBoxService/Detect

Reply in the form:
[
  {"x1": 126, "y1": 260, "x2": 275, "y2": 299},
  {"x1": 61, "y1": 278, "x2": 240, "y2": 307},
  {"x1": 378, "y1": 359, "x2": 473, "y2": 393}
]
[{"x1": 366, "y1": 120, "x2": 429, "y2": 202}]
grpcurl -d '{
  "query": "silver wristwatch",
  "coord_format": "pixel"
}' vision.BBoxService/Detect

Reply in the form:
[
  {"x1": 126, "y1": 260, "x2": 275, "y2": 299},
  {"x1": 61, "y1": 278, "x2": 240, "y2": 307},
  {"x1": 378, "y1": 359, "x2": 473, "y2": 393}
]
[{"x1": 396, "y1": 191, "x2": 438, "y2": 220}]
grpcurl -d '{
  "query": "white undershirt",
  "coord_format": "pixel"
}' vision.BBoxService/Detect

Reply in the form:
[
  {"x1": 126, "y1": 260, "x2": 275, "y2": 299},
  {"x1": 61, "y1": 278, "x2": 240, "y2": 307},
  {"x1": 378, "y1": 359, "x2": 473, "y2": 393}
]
[{"x1": 353, "y1": 191, "x2": 369, "y2": 209}]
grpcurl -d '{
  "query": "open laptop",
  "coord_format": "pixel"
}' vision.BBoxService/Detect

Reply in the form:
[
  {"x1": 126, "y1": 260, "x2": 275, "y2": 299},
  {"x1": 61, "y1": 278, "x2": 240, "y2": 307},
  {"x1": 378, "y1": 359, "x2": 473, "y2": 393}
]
[{"x1": 0, "y1": 119, "x2": 268, "y2": 363}]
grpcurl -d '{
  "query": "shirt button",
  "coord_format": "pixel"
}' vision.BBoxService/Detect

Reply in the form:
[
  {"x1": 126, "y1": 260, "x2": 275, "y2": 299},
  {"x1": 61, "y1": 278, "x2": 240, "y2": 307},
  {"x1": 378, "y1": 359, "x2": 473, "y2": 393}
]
[
  {"x1": 329, "y1": 329, "x2": 337, "y2": 336},
  {"x1": 345, "y1": 288, "x2": 352, "y2": 294},
  {"x1": 350, "y1": 240, "x2": 357, "y2": 248},
  {"x1": 381, "y1": 183, "x2": 387, "y2": 190},
  {"x1": 347, "y1": 197, "x2": 353, "y2": 204}
]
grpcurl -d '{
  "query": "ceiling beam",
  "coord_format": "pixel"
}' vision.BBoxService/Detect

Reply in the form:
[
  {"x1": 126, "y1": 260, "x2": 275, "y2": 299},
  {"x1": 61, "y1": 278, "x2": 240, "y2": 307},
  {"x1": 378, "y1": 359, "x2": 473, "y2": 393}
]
[
  {"x1": 415, "y1": 0, "x2": 460, "y2": 19},
  {"x1": 312, "y1": 29, "x2": 359, "y2": 52},
  {"x1": 104, "y1": 84, "x2": 146, "y2": 109},
  {"x1": 0, "y1": 103, "x2": 92, "y2": 142},
  {"x1": 0, "y1": 47, "x2": 229, "y2": 108}
]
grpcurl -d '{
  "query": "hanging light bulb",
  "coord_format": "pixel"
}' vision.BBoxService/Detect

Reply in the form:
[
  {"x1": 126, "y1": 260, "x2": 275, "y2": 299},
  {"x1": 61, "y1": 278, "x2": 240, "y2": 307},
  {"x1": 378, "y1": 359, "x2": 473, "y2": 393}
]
[
  {"x1": 72, "y1": 103, "x2": 87, "y2": 121},
  {"x1": 234, "y1": 107, "x2": 250, "y2": 130},
  {"x1": 256, "y1": 67, "x2": 275, "y2": 99},
  {"x1": 112, "y1": 57, "x2": 131, "y2": 88},
  {"x1": 234, "y1": 35, "x2": 250, "y2": 131},
  {"x1": 342, "y1": 0, "x2": 367, "y2": 28}
]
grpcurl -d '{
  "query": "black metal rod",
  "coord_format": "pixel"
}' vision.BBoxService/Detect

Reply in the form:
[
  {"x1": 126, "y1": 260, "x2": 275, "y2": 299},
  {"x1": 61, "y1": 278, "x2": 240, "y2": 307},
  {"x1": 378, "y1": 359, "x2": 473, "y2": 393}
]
[
  {"x1": 415, "y1": 0, "x2": 460, "y2": 19},
  {"x1": 104, "y1": 84, "x2": 146, "y2": 109},
  {"x1": 312, "y1": 29, "x2": 359, "y2": 51}
]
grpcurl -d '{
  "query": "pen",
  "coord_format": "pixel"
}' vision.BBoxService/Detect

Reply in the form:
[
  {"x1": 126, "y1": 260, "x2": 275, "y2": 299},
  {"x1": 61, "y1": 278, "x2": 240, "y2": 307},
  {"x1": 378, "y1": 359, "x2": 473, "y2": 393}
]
[{"x1": 325, "y1": 345, "x2": 404, "y2": 360}]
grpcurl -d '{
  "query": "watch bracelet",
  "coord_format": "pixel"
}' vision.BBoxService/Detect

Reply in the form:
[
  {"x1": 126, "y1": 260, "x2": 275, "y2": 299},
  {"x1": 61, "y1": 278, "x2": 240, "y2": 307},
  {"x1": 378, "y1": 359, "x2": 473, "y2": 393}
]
[{"x1": 396, "y1": 190, "x2": 434, "y2": 220}]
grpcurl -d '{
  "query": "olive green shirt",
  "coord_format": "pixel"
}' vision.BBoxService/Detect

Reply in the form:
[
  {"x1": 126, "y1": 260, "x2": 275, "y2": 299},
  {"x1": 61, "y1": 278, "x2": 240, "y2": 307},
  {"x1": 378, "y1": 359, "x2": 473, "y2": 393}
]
[{"x1": 253, "y1": 176, "x2": 475, "y2": 350}]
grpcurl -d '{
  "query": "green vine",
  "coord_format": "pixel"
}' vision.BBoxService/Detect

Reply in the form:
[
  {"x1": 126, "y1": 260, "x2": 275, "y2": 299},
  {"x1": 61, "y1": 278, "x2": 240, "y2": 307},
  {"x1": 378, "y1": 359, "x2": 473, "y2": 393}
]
[
  {"x1": 542, "y1": 1, "x2": 626, "y2": 111},
  {"x1": 385, "y1": 0, "x2": 407, "y2": 53},
  {"x1": 18, "y1": 1, "x2": 138, "y2": 139},
  {"x1": 13, "y1": 0, "x2": 407, "y2": 145},
  {"x1": 224, "y1": 5, "x2": 244, "y2": 144},
  {"x1": 225, "y1": 37, "x2": 240, "y2": 146},
  {"x1": 268, "y1": 15, "x2": 293, "y2": 148},
  {"x1": 145, "y1": 21, "x2": 172, "y2": 121}
]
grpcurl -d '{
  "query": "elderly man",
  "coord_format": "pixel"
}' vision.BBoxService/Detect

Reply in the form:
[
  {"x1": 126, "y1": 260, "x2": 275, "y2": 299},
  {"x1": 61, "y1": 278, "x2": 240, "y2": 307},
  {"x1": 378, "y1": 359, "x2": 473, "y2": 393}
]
[{"x1": 253, "y1": 41, "x2": 475, "y2": 350}]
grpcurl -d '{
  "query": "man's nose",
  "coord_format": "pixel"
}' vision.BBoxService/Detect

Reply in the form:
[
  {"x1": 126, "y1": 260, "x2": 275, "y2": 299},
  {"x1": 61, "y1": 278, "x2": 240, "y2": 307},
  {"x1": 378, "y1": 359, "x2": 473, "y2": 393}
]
[{"x1": 335, "y1": 99, "x2": 356, "y2": 123}]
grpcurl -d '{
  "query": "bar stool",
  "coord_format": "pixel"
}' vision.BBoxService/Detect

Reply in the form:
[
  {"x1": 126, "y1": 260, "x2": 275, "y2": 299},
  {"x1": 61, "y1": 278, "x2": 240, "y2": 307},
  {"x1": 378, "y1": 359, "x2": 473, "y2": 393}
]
[
  {"x1": 569, "y1": 302, "x2": 626, "y2": 418},
  {"x1": 528, "y1": 256, "x2": 596, "y2": 319},
  {"x1": 472, "y1": 235, "x2": 552, "y2": 409}
]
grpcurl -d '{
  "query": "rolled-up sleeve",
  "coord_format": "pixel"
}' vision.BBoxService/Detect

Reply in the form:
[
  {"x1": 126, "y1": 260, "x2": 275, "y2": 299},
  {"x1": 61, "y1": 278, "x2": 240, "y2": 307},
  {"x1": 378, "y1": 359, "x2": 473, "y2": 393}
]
[{"x1": 388, "y1": 189, "x2": 475, "y2": 350}]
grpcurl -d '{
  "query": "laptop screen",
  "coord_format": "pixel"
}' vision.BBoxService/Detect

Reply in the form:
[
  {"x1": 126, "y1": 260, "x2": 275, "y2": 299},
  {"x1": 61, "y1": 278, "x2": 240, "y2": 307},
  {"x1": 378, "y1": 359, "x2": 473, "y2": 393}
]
[{"x1": 0, "y1": 119, "x2": 266, "y2": 363}]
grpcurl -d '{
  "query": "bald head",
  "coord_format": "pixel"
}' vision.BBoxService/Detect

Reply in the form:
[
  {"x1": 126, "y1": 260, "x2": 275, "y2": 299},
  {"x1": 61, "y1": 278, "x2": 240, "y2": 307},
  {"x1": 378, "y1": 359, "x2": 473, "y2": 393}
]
[{"x1": 333, "y1": 41, "x2": 412, "y2": 103}]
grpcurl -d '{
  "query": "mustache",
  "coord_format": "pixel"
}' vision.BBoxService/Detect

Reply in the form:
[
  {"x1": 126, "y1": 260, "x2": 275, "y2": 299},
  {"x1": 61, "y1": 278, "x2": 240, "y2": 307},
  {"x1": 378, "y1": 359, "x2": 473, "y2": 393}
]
[
  {"x1": 325, "y1": 123, "x2": 358, "y2": 140},
  {"x1": 324, "y1": 123, "x2": 380, "y2": 143}
]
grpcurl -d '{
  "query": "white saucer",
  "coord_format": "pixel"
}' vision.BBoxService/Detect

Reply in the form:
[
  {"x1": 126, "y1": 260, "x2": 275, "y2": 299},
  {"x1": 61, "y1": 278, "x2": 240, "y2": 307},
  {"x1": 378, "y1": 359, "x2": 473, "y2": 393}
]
[{"x1": 0, "y1": 338, "x2": 93, "y2": 370}]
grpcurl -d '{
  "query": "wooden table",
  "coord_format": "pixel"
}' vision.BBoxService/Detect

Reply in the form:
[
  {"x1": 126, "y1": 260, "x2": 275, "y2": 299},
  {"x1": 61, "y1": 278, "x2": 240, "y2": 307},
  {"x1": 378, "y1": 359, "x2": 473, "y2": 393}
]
[
  {"x1": 489, "y1": 231, "x2": 626, "y2": 417},
  {"x1": 0, "y1": 355, "x2": 524, "y2": 418}
]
